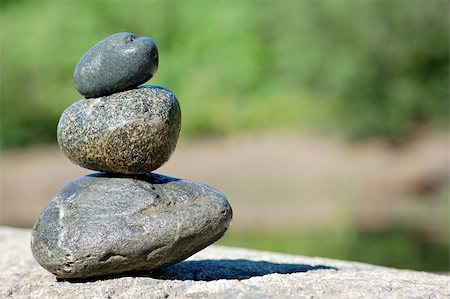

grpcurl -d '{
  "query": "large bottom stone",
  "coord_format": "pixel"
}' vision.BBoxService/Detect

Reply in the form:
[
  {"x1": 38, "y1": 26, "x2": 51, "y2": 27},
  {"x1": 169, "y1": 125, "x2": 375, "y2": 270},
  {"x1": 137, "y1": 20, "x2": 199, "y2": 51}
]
[{"x1": 31, "y1": 173, "x2": 232, "y2": 279}]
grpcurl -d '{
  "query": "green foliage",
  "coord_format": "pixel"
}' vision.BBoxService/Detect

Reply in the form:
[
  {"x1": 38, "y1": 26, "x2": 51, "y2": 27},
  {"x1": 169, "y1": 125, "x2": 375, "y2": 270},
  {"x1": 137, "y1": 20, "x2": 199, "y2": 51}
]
[
  {"x1": 218, "y1": 228, "x2": 450, "y2": 272},
  {"x1": 1, "y1": 1, "x2": 448, "y2": 148}
]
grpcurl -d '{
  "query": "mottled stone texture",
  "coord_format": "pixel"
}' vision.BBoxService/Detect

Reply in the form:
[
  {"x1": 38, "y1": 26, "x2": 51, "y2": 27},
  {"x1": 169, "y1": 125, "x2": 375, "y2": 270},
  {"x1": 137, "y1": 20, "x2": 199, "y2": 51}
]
[
  {"x1": 3, "y1": 227, "x2": 449, "y2": 298},
  {"x1": 74, "y1": 32, "x2": 158, "y2": 98},
  {"x1": 57, "y1": 86, "x2": 181, "y2": 174},
  {"x1": 31, "y1": 173, "x2": 232, "y2": 279}
]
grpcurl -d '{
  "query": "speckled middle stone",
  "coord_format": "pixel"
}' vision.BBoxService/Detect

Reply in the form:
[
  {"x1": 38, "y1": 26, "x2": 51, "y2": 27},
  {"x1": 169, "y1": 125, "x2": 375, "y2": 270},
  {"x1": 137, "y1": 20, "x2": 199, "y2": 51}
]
[{"x1": 57, "y1": 86, "x2": 181, "y2": 174}]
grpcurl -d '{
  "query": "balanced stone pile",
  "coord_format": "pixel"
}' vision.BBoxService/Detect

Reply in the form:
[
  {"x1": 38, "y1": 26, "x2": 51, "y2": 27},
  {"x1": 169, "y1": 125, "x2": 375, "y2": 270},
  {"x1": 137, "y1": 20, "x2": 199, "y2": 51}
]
[{"x1": 31, "y1": 32, "x2": 232, "y2": 279}]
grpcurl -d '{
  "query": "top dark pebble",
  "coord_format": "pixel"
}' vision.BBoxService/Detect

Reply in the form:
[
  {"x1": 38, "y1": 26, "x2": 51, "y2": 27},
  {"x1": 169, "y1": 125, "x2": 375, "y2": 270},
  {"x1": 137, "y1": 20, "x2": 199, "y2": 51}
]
[{"x1": 73, "y1": 32, "x2": 158, "y2": 98}]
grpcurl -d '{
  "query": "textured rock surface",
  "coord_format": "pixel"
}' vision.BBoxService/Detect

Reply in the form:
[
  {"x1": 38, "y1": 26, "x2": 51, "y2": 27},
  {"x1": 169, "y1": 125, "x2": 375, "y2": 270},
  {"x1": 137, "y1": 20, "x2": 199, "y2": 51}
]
[
  {"x1": 74, "y1": 32, "x2": 158, "y2": 98},
  {"x1": 57, "y1": 86, "x2": 181, "y2": 174},
  {"x1": 31, "y1": 173, "x2": 232, "y2": 279},
  {"x1": 2, "y1": 227, "x2": 449, "y2": 299}
]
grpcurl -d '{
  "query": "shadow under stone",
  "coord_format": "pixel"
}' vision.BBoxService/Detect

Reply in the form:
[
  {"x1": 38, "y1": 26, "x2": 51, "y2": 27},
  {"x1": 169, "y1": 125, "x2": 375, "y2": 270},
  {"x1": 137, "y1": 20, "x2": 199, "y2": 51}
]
[
  {"x1": 88, "y1": 172, "x2": 181, "y2": 184},
  {"x1": 150, "y1": 259, "x2": 337, "y2": 281},
  {"x1": 61, "y1": 259, "x2": 337, "y2": 283}
]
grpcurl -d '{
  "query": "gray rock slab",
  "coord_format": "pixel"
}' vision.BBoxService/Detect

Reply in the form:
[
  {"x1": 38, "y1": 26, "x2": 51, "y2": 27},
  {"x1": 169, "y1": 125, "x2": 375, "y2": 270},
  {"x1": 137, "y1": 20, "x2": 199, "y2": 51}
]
[
  {"x1": 31, "y1": 173, "x2": 232, "y2": 279},
  {"x1": 2, "y1": 227, "x2": 448, "y2": 299},
  {"x1": 57, "y1": 86, "x2": 181, "y2": 174},
  {"x1": 74, "y1": 32, "x2": 158, "y2": 98}
]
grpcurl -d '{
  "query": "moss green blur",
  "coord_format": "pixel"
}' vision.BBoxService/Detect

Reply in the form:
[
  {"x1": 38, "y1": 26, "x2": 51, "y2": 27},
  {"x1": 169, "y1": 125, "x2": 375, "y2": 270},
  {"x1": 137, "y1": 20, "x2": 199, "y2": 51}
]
[
  {"x1": 217, "y1": 228, "x2": 449, "y2": 272},
  {"x1": 1, "y1": 1, "x2": 448, "y2": 148},
  {"x1": 219, "y1": 187, "x2": 449, "y2": 272}
]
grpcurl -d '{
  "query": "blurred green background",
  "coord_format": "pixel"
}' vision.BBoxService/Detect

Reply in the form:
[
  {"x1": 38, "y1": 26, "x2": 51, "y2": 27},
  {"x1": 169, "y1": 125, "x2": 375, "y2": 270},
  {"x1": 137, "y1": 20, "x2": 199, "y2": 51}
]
[
  {"x1": 1, "y1": 1, "x2": 448, "y2": 272},
  {"x1": 2, "y1": 0, "x2": 448, "y2": 148}
]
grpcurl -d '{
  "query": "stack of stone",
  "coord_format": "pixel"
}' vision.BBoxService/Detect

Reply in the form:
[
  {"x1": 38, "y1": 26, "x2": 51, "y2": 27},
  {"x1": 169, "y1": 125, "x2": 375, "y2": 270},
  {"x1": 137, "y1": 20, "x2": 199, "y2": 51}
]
[{"x1": 31, "y1": 32, "x2": 232, "y2": 280}]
